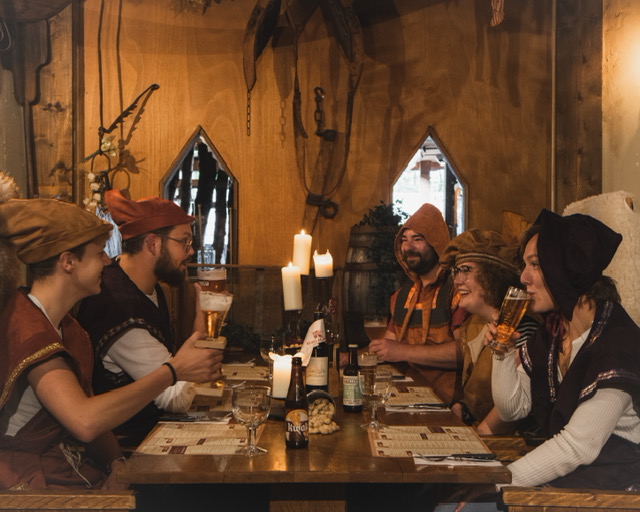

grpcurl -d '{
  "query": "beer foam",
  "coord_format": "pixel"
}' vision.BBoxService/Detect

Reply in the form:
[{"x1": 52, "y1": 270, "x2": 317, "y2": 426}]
[
  {"x1": 197, "y1": 268, "x2": 227, "y2": 281},
  {"x1": 200, "y1": 292, "x2": 232, "y2": 311}
]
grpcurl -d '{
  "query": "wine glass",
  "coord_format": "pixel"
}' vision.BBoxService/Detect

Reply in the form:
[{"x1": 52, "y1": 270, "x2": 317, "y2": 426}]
[
  {"x1": 232, "y1": 385, "x2": 271, "y2": 456},
  {"x1": 260, "y1": 336, "x2": 283, "y2": 382},
  {"x1": 358, "y1": 369, "x2": 393, "y2": 430}
]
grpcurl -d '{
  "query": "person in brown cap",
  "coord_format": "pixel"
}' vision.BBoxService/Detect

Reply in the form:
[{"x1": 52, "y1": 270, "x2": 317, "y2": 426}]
[
  {"x1": 438, "y1": 229, "x2": 538, "y2": 435},
  {"x1": 76, "y1": 189, "x2": 223, "y2": 445},
  {"x1": 0, "y1": 198, "x2": 220, "y2": 490},
  {"x1": 367, "y1": 203, "x2": 469, "y2": 403}
]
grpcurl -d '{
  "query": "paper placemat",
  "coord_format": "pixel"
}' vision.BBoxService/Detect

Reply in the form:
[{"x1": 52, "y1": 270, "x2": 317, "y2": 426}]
[
  {"x1": 221, "y1": 364, "x2": 269, "y2": 381},
  {"x1": 386, "y1": 385, "x2": 443, "y2": 406},
  {"x1": 136, "y1": 422, "x2": 262, "y2": 455},
  {"x1": 368, "y1": 425, "x2": 492, "y2": 458}
]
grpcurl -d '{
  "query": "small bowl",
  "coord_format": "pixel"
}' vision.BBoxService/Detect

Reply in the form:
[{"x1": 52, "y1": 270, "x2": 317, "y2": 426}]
[{"x1": 306, "y1": 390, "x2": 336, "y2": 408}]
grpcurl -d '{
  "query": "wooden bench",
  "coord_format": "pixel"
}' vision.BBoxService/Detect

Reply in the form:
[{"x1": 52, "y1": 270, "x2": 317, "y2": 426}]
[
  {"x1": 0, "y1": 489, "x2": 135, "y2": 511},
  {"x1": 502, "y1": 486, "x2": 640, "y2": 512}
]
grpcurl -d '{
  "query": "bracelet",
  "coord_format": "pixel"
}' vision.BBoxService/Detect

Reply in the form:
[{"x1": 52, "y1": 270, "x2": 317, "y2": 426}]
[{"x1": 163, "y1": 361, "x2": 178, "y2": 386}]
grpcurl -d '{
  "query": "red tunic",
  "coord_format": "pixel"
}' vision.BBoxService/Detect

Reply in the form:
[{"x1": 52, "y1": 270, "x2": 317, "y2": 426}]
[{"x1": 0, "y1": 289, "x2": 106, "y2": 489}]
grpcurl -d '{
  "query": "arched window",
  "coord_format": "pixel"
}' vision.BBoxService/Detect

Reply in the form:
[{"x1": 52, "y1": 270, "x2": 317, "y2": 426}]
[
  {"x1": 161, "y1": 126, "x2": 237, "y2": 264},
  {"x1": 392, "y1": 128, "x2": 466, "y2": 237}
]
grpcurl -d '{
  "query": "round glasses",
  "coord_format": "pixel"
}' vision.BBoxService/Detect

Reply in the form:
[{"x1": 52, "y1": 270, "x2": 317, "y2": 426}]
[
  {"x1": 157, "y1": 234, "x2": 193, "y2": 252},
  {"x1": 451, "y1": 265, "x2": 478, "y2": 281}
]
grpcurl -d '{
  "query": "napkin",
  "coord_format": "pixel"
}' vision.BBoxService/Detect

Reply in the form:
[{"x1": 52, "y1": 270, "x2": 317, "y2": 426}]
[{"x1": 299, "y1": 318, "x2": 325, "y2": 366}]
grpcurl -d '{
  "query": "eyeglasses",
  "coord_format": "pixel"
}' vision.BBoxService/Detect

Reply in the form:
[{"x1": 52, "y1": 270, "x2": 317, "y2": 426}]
[
  {"x1": 157, "y1": 234, "x2": 193, "y2": 252},
  {"x1": 451, "y1": 265, "x2": 478, "y2": 280}
]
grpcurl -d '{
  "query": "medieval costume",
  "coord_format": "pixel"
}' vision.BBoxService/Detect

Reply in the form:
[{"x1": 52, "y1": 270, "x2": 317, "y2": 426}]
[
  {"x1": 0, "y1": 198, "x2": 113, "y2": 489},
  {"x1": 389, "y1": 203, "x2": 467, "y2": 403},
  {"x1": 493, "y1": 209, "x2": 640, "y2": 489}
]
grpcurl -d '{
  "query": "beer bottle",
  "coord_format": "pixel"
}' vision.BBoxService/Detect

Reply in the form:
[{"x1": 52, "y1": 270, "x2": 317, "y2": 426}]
[
  {"x1": 306, "y1": 308, "x2": 329, "y2": 392},
  {"x1": 342, "y1": 344, "x2": 363, "y2": 412},
  {"x1": 285, "y1": 356, "x2": 309, "y2": 449}
]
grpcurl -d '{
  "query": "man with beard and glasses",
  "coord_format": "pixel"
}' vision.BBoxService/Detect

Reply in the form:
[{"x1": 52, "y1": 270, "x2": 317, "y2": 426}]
[
  {"x1": 76, "y1": 189, "x2": 223, "y2": 446},
  {"x1": 367, "y1": 203, "x2": 468, "y2": 403}
]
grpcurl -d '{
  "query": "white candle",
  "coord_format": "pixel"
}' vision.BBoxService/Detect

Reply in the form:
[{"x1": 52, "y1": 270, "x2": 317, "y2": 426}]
[
  {"x1": 271, "y1": 353, "x2": 293, "y2": 399},
  {"x1": 292, "y1": 230, "x2": 312, "y2": 275},
  {"x1": 313, "y1": 250, "x2": 333, "y2": 278},
  {"x1": 281, "y1": 263, "x2": 303, "y2": 311}
]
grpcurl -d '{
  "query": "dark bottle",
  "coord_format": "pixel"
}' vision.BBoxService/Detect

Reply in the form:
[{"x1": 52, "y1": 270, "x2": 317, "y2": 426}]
[
  {"x1": 306, "y1": 309, "x2": 329, "y2": 392},
  {"x1": 342, "y1": 344, "x2": 363, "y2": 412},
  {"x1": 285, "y1": 356, "x2": 309, "y2": 449}
]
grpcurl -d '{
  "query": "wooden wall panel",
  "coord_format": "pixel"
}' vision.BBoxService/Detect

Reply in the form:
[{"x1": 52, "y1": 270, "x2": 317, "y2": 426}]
[
  {"x1": 555, "y1": 0, "x2": 603, "y2": 211},
  {"x1": 81, "y1": 0, "x2": 553, "y2": 269},
  {"x1": 33, "y1": 5, "x2": 74, "y2": 201}
]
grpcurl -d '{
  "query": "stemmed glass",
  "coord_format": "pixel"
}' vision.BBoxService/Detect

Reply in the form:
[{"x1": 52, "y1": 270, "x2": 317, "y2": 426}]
[
  {"x1": 232, "y1": 385, "x2": 271, "y2": 456},
  {"x1": 358, "y1": 369, "x2": 393, "y2": 430},
  {"x1": 260, "y1": 336, "x2": 283, "y2": 381}
]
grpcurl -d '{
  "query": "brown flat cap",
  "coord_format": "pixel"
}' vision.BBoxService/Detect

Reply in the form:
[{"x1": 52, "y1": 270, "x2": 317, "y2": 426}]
[
  {"x1": 105, "y1": 189, "x2": 194, "y2": 240},
  {"x1": 439, "y1": 229, "x2": 517, "y2": 272},
  {"x1": 0, "y1": 198, "x2": 113, "y2": 264}
]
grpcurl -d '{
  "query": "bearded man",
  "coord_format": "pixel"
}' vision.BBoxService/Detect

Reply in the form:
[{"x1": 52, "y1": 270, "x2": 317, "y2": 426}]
[
  {"x1": 76, "y1": 189, "x2": 214, "y2": 445},
  {"x1": 367, "y1": 203, "x2": 468, "y2": 403}
]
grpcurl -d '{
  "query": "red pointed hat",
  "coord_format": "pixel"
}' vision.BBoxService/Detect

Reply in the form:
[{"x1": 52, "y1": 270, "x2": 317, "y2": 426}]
[{"x1": 105, "y1": 189, "x2": 194, "y2": 240}]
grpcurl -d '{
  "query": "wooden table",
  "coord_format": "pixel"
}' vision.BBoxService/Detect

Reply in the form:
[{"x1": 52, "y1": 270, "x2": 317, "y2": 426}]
[{"x1": 118, "y1": 364, "x2": 511, "y2": 511}]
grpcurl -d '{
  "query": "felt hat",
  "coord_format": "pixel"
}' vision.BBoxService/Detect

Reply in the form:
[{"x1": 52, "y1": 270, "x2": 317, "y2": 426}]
[
  {"x1": 0, "y1": 198, "x2": 112, "y2": 264},
  {"x1": 534, "y1": 208, "x2": 622, "y2": 319},
  {"x1": 439, "y1": 229, "x2": 517, "y2": 272},
  {"x1": 105, "y1": 189, "x2": 194, "y2": 240}
]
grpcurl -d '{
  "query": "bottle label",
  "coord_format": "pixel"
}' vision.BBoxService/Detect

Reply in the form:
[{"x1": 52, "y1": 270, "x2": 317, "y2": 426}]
[
  {"x1": 342, "y1": 375, "x2": 362, "y2": 406},
  {"x1": 306, "y1": 356, "x2": 328, "y2": 386},
  {"x1": 285, "y1": 408, "x2": 309, "y2": 444}
]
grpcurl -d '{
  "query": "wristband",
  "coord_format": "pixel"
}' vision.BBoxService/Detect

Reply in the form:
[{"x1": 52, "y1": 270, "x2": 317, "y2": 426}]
[{"x1": 163, "y1": 361, "x2": 178, "y2": 385}]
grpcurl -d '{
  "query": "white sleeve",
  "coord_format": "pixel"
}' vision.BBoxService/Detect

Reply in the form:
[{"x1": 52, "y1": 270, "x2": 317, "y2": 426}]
[
  {"x1": 491, "y1": 349, "x2": 532, "y2": 421},
  {"x1": 506, "y1": 388, "x2": 632, "y2": 487},
  {"x1": 105, "y1": 328, "x2": 195, "y2": 412}
]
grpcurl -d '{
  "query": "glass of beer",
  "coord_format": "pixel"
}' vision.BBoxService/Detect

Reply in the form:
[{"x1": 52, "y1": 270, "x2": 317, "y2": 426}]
[
  {"x1": 489, "y1": 286, "x2": 531, "y2": 359},
  {"x1": 363, "y1": 315, "x2": 388, "y2": 341},
  {"x1": 200, "y1": 291, "x2": 233, "y2": 340}
]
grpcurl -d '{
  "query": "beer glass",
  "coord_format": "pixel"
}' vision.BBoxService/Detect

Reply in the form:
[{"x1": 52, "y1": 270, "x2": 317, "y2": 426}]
[
  {"x1": 200, "y1": 291, "x2": 233, "y2": 340},
  {"x1": 232, "y1": 385, "x2": 271, "y2": 456},
  {"x1": 489, "y1": 286, "x2": 531, "y2": 360},
  {"x1": 363, "y1": 315, "x2": 388, "y2": 341},
  {"x1": 358, "y1": 369, "x2": 392, "y2": 430}
]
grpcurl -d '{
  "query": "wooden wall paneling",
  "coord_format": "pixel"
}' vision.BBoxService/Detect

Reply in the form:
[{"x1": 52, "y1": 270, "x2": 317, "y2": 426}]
[
  {"x1": 555, "y1": 0, "x2": 603, "y2": 212},
  {"x1": 81, "y1": 0, "x2": 555, "y2": 269},
  {"x1": 33, "y1": 4, "x2": 74, "y2": 201}
]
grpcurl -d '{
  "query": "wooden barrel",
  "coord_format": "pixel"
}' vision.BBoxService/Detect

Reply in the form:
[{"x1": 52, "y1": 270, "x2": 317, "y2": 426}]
[{"x1": 342, "y1": 225, "x2": 403, "y2": 347}]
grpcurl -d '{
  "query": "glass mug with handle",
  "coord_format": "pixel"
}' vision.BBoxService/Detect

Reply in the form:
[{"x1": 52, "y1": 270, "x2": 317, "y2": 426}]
[{"x1": 489, "y1": 286, "x2": 531, "y2": 359}]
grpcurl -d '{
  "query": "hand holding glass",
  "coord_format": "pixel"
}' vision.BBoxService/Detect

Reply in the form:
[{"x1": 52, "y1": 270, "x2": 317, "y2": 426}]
[
  {"x1": 232, "y1": 385, "x2": 271, "y2": 456},
  {"x1": 358, "y1": 369, "x2": 392, "y2": 430},
  {"x1": 489, "y1": 286, "x2": 531, "y2": 360}
]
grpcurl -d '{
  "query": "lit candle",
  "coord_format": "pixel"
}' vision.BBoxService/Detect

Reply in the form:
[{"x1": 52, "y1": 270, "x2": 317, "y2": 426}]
[
  {"x1": 271, "y1": 353, "x2": 293, "y2": 399},
  {"x1": 313, "y1": 250, "x2": 333, "y2": 278},
  {"x1": 281, "y1": 263, "x2": 303, "y2": 311},
  {"x1": 292, "y1": 230, "x2": 312, "y2": 275}
]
